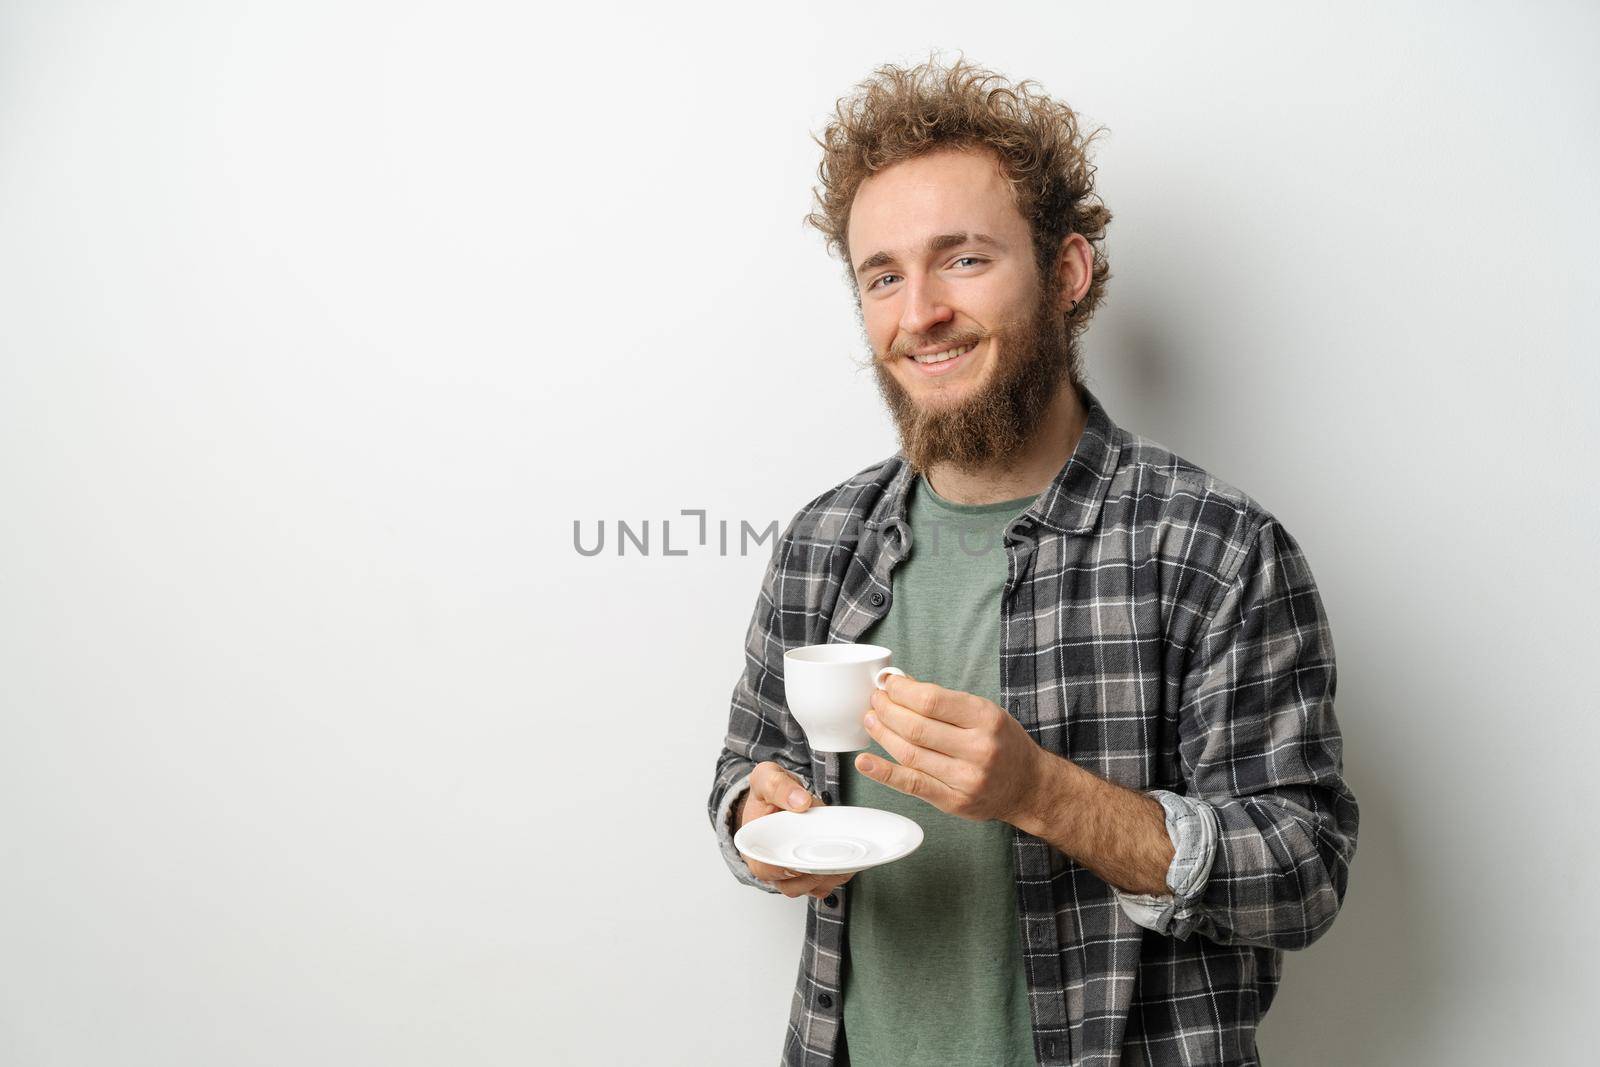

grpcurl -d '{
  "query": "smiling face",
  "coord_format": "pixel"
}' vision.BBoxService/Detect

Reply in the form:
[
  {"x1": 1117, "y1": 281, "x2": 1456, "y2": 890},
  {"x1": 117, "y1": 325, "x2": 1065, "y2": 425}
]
[{"x1": 847, "y1": 146, "x2": 1080, "y2": 473}]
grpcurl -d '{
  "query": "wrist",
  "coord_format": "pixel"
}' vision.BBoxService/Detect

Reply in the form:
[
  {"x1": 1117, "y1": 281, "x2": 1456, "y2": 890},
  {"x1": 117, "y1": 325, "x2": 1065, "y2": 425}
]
[{"x1": 1014, "y1": 748, "x2": 1072, "y2": 838}]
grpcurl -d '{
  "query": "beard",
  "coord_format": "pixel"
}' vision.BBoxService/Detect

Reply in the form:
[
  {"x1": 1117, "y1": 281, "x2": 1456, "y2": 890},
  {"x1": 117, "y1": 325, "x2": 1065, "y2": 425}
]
[{"x1": 871, "y1": 275, "x2": 1082, "y2": 475}]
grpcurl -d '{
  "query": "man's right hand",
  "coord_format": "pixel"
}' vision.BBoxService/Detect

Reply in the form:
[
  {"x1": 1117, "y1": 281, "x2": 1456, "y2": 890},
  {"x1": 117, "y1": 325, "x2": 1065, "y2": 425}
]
[{"x1": 736, "y1": 761, "x2": 857, "y2": 901}]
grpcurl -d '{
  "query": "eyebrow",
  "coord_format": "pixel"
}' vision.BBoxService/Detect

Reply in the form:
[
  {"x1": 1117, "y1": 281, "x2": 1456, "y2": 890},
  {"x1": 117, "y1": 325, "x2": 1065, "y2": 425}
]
[{"x1": 853, "y1": 232, "x2": 1005, "y2": 279}]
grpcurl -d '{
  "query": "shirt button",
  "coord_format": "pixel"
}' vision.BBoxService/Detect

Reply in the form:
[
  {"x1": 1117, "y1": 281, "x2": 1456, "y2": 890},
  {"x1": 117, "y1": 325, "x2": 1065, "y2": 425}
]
[
  {"x1": 821, "y1": 790, "x2": 834, "y2": 804},
  {"x1": 869, "y1": 591, "x2": 885, "y2": 607},
  {"x1": 824, "y1": 894, "x2": 838, "y2": 908},
  {"x1": 816, "y1": 992, "x2": 833, "y2": 1009}
]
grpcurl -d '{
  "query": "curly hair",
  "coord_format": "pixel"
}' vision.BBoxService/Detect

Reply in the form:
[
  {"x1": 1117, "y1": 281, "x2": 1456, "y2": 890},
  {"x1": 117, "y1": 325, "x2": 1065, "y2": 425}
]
[{"x1": 804, "y1": 53, "x2": 1112, "y2": 337}]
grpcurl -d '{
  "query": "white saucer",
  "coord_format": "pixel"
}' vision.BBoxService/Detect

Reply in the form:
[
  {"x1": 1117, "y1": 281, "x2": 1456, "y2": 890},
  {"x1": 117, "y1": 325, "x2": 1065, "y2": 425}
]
[{"x1": 734, "y1": 805, "x2": 924, "y2": 876}]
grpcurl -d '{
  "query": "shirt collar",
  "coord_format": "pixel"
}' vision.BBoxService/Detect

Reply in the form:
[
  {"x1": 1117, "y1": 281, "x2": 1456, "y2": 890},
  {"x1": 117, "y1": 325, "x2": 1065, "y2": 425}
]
[{"x1": 863, "y1": 384, "x2": 1123, "y2": 539}]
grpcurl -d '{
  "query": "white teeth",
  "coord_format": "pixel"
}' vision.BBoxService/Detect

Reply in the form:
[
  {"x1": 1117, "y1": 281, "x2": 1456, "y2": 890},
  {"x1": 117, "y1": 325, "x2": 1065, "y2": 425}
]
[{"x1": 912, "y1": 342, "x2": 976, "y2": 365}]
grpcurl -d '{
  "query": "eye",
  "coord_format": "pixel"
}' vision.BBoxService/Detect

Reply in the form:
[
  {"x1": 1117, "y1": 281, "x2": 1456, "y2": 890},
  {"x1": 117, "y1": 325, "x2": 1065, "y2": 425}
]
[
  {"x1": 951, "y1": 256, "x2": 986, "y2": 268},
  {"x1": 867, "y1": 273, "x2": 901, "y2": 291}
]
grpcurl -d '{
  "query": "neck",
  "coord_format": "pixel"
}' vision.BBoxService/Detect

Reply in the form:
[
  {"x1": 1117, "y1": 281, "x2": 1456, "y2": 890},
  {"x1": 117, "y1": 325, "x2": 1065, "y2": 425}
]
[{"x1": 923, "y1": 383, "x2": 1089, "y2": 505}]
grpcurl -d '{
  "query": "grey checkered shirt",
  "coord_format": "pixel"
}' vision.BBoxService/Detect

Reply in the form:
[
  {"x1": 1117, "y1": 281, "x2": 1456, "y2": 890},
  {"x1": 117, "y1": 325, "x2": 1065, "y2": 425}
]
[{"x1": 708, "y1": 386, "x2": 1359, "y2": 1066}]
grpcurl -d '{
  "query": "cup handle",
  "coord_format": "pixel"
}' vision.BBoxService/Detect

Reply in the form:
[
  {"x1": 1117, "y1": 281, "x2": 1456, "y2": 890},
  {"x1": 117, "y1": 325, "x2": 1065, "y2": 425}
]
[{"x1": 873, "y1": 666, "x2": 906, "y2": 690}]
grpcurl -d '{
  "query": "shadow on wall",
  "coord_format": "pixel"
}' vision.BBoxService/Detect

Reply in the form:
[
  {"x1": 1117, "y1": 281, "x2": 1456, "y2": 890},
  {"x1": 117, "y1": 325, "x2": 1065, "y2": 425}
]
[
  {"x1": 1099, "y1": 316, "x2": 1444, "y2": 1061},
  {"x1": 1257, "y1": 719, "x2": 1441, "y2": 1063},
  {"x1": 1088, "y1": 316, "x2": 1221, "y2": 468}
]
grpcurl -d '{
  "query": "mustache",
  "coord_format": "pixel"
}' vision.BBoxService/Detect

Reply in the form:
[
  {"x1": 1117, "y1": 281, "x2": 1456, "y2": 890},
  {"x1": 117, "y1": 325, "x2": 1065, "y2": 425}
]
[{"x1": 883, "y1": 332, "x2": 987, "y2": 361}]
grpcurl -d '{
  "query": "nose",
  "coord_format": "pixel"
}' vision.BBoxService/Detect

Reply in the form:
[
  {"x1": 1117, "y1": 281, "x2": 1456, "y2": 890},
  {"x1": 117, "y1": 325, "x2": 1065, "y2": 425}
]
[{"x1": 897, "y1": 273, "x2": 954, "y2": 342}]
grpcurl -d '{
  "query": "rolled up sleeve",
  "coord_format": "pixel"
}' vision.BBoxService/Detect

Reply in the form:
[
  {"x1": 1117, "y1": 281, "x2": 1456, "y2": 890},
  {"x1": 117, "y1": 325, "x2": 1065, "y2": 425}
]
[
  {"x1": 1159, "y1": 518, "x2": 1360, "y2": 949},
  {"x1": 1114, "y1": 789, "x2": 1221, "y2": 933}
]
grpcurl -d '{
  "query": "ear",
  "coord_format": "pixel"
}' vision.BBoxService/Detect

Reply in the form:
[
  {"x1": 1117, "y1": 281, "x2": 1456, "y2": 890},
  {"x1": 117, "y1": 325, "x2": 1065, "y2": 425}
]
[{"x1": 1052, "y1": 232, "x2": 1092, "y2": 311}]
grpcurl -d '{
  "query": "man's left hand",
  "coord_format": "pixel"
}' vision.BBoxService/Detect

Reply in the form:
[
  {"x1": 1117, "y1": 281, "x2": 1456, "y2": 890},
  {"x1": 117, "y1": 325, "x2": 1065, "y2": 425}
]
[{"x1": 857, "y1": 672, "x2": 1049, "y2": 826}]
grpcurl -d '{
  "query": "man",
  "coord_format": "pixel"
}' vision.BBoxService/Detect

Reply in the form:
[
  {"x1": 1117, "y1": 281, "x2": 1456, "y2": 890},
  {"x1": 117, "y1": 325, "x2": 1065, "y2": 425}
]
[{"x1": 707, "y1": 56, "x2": 1358, "y2": 1067}]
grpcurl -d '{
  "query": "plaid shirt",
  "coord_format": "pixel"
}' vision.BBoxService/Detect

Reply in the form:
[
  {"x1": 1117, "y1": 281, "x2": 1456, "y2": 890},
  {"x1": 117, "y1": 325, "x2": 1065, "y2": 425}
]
[{"x1": 708, "y1": 385, "x2": 1359, "y2": 1066}]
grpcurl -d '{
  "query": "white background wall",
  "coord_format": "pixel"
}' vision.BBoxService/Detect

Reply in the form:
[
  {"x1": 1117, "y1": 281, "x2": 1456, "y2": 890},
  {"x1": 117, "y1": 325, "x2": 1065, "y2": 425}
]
[{"x1": 1, "y1": 2, "x2": 1595, "y2": 1063}]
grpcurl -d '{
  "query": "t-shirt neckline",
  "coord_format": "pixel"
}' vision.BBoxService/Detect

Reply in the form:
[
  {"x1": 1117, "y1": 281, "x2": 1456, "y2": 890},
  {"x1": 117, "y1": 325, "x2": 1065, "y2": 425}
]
[{"x1": 915, "y1": 474, "x2": 1041, "y2": 517}]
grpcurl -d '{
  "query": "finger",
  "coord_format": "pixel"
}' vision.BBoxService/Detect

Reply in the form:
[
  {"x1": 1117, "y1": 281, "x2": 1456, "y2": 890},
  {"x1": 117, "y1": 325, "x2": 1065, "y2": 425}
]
[
  {"x1": 756, "y1": 763, "x2": 814, "y2": 811},
  {"x1": 776, "y1": 873, "x2": 826, "y2": 898},
  {"x1": 869, "y1": 689, "x2": 968, "y2": 757},
  {"x1": 877, "y1": 674, "x2": 983, "y2": 727},
  {"x1": 854, "y1": 749, "x2": 964, "y2": 811},
  {"x1": 864, "y1": 708, "x2": 970, "y2": 788},
  {"x1": 742, "y1": 855, "x2": 803, "y2": 883}
]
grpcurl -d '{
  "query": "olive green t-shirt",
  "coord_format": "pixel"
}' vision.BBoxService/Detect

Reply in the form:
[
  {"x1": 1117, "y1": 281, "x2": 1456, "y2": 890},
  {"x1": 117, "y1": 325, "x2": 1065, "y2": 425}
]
[{"x1": 841, "y1": 474, "x2": 1040, "y2": 1067}]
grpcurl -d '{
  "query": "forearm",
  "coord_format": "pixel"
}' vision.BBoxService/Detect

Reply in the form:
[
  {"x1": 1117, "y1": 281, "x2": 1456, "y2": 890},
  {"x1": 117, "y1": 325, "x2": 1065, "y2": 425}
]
[{"x1": 1012, "y1": 749, "x2": 1175, "y2": 897}]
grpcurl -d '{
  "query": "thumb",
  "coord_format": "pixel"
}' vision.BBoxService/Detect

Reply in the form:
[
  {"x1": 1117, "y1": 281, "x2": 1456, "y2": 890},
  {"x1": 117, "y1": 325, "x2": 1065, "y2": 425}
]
[
  {"x1": 758, "y1": 764, "x2": 815, "y2": 811},
  {"x1": 774, "y1": 778, "x2": 813, "y2": 812}
]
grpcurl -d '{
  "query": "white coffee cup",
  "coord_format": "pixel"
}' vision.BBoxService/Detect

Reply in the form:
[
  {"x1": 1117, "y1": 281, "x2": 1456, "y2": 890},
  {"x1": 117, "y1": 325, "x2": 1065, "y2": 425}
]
[{"x1": 782, "y1": 643, "x2": 906, "y2": 752}]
